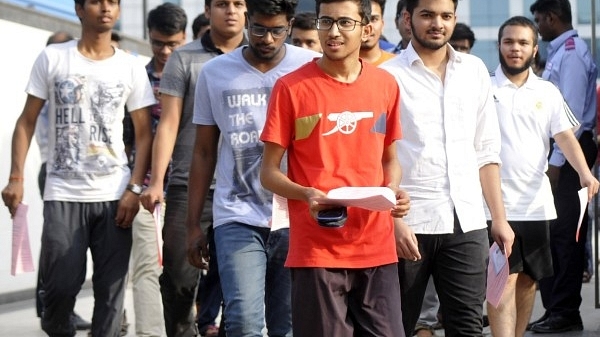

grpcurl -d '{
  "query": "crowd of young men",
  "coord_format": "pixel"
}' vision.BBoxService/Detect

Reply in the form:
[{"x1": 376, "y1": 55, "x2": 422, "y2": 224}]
[{"x1": 2, "y1": 0, "x2": 598, "y2": 336}]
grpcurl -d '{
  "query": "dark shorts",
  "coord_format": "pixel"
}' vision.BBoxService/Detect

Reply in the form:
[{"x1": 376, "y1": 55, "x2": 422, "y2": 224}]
[
  {"x1": 290, "y1": 264, "x2": 405, "y2": 337},
  {"x1": 488, "y1": 220, "x2": 553, "y2": 280}
]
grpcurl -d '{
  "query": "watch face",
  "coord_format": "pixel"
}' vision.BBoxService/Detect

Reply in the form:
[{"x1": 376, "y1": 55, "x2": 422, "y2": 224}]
[{"x1": 128, "y1": 184, "x2": 142, "y2": 194}]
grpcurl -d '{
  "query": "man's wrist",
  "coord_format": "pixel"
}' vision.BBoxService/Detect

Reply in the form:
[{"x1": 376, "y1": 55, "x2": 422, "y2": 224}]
[
  {"x1": 8, "y1": 175, "x2": 23, "y2": 183},
  {"x1": 126, "y1": 183, "x2": 143, "y2": 195}
]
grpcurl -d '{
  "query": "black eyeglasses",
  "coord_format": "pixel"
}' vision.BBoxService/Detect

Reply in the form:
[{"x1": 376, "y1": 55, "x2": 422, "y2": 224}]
[
  {"x1": 249, "y1": 25, "x2": 289, "y2": 38},
  {"x1": 315, "y1": 17, "x2": 364, "y2": 31},
  {"x1": 150, "y1": 39, "x2": 183, "y2": 50}
]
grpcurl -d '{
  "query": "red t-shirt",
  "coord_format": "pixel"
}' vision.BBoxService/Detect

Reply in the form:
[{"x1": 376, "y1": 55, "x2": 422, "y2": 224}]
[{"x1": 261, "y1": 59, "x2": 402, "y2": 268}]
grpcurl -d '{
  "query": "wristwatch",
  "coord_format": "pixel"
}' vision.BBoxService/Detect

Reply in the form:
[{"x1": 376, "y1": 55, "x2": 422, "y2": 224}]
[{"x1": 126, "y1": 183, "x2": 143, "y2": 195}]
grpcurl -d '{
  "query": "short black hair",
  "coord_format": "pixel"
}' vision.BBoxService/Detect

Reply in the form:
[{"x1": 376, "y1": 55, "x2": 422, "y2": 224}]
[
  {"x1": 111, "y1": 31, "x2": 121, "y2": 43},
  {"x1": 395, "y1": 0, "x2": 406, "y2": 19},
  {"x1": 292, "y1": 12, "x2": 318, "y2": 30},
  {"x1": 47, "y1": 31, "x2": 74, "y2": 46},
  {"x1": 372, "y1": 0, "x2": 386, "y2": 16},
  {"x1": 406, "y1": 0, "x2": 457, "y2": 15},
  {"x1": 246, "y1": 0, "x2": 298, "y2": 21},
  {"x1": 498, "y1": 16, "x2": 538, "y2": 46},
  {"x1": 147, "y1": 2, "x2": 188, "y2": 35},
  {"x1": 192, "y1": 13, "x2": 210, "y2": 37},
  {"x1": 315, "y1": 0, "x2": 372, "y2": 23},
  {"x1": 529, "y1": 0, "x2": 572, "y2": 24},
  {"x1": 451, "y1": 23, "x2": 476, "y2": 48},
  {"x1": 74, "y1": 0, "x2": 120, "y2": 6}
]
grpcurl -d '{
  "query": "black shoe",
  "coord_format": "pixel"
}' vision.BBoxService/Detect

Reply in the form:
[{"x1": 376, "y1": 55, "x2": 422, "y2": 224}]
[
  {"x1": 72, "y1": 312, "x2": 92, "y2": 330},
  {"x1": 529, "y1": 315, "x2": 583, "y2": 333},
  {"x1": 526, "y1": 312, "x2": 548, "y2": 331}
]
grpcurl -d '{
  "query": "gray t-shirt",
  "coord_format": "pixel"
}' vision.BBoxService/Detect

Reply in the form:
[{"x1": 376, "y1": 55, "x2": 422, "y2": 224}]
[
  {"x1": 159, "y1": 39, "x2": 218, "y2": 187},
  {"x1": 193, "y1": 44, "x2": 319, "y2": 228}
]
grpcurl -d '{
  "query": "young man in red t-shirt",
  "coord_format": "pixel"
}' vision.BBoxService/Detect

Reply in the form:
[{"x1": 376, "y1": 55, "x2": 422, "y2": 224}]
[{"x1": 260, "y1": 0, "x2": 412, "y2": 336}]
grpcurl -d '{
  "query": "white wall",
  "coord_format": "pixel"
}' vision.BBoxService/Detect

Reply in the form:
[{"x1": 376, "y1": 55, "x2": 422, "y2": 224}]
[
  {"x1": 0, "y1": 19, "x2": 48, "y2": 296},
  {"x1": 0, "y1": 19, "x2": 149, "y2": 300}
]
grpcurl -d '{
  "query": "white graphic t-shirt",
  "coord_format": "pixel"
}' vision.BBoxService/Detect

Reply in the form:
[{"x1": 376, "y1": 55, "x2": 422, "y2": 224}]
[
  {"x1": 26, "y1": 40, "x2": 155, "y2": 202},
  {"x1": 193, "y1": 44, "x2": 319, "y2": 228}
]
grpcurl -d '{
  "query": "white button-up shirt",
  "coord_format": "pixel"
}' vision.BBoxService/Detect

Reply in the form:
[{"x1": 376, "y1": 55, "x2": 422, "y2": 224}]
[{"x1": 380, "y1": 44, "x2": 501, "y2": 234}]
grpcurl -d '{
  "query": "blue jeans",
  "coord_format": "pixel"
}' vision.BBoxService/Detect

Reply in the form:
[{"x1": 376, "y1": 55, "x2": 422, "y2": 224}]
[{"x1": 215, "y1": 223, "x2": 292, "y2": 337}]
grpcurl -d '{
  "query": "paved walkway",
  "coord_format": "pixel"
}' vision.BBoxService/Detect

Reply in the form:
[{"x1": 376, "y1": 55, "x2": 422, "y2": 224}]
[{"x1": 0, "y1": 279, "x2": 598, "y2": 336}]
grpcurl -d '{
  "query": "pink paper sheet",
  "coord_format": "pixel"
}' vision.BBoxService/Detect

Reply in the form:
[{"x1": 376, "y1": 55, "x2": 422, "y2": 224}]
[
  {"x1": 11, "y1": 204, "x2": 35, "y2": 275},
  {"x1": 486, "y1": 242, "x2": 509, "y2": 308},
  {"x1": 153, "y1": 203, "x2": 163, "y2": 267}
]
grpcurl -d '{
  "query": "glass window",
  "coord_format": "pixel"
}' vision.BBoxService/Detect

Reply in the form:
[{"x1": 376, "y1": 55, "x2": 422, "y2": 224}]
[
  {"x1": 470, "y1": 39, "x2": 498, "y2": 73},
  {"x1": 577, "y1": 1, "x2": 600, "y2": 24},
  {"x1": 522, "y1": 0, "x2": 536, "y2": 17},
  {"x1": 469, "y1": 1, "x2": 509, "y2": 27}
]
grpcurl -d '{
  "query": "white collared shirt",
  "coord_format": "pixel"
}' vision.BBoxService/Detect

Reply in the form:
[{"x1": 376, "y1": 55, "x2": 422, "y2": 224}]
[
  {"x1": 487, "y1": 66, "x2": 579, "y2": 221},
  {"x1": 380, "y1": 43, "x2": 501, "y2": 234}
]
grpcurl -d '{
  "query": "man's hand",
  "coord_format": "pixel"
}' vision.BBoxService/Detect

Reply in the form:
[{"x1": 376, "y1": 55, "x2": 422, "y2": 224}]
[
  {"x1": 580, "y1": 172, "x2": 599, "y2": 202},
  {"x1": 1, "y1": 181, "x2": 23, "y2": 218},
  {"x1": 115, "y1": 191, "x2": 140, "y2": 228},
  {"x1": 187, "y1": 225, "x2": 209, "y2": 269},
  {"x1": 490, "y1": 219, "x2": 514, "y2": 258},
  {"x1": 140, "y1": 183, "x2": 164, "y2": 213},
  {"x1": 394, "y1": 218, "x2": 421, "y2": 261},
  {"x1": 391, "y1": 187, "x2": 410, "y2": 218},
  {"x1": 306, "y1": 187, "x2": 329, "y2": 220}
]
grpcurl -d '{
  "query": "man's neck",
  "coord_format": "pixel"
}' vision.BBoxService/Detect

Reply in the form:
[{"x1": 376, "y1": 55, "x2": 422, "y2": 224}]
[
  {"x1": 360, "y1": 46, "x2": 383, "y2": 65},
  {"x1": 209, "y1": 30, "x2": 244, "y2": 54},
  {"x1": 152, "y1": 58, "x2": 164, "y2": 76},
  {"x1": 503, "y1": 67, "x2": 529, "y2": 88},
  {"x1": 317, "y1": 56, "x2": 362, "y2": 83},
  {"x1": 413, "y1": 43, "x2": 449, "y2": 81},
  {"x1": 242, "y1": 45, "x2": 286, "y2": 73},
  {"x1": 77, "y1": 30, "x2": 115, "y2": 60}
]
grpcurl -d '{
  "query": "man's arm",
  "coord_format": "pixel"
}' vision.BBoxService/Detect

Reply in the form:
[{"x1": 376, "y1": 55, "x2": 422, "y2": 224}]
[
  {"x1": 260, "y1": 142, "x2": 327, "y2": 219},
  {"x1": 2, "y1": 95, "x2": 45, "y2": 217},
  {"x1": 139, "y1": 94, "x2": 182, "y2": 212},
  {"x1": 549, "y1": 51, "x2": 590, "y2": 167},
  {"x1": 381, "y1": 142, "x2": 419, "y2": 260},
  {"x1": 554, "y1": 130, "x2": 599, "y2": 201},
  {"x1": 185, "y1": 124, "x2": 220, "y2": 269},
  {"x1": 115, "y1": 106, "x2": 152, "y2": 228},
  {"x1": 480, "y1": 163, "x2": 514, "y2": 257},
  {"x1": 381, "y1": 142, "x2": 410, "y2": 217}
]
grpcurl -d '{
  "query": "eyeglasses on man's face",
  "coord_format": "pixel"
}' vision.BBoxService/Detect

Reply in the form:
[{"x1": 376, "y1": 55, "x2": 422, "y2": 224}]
[
  {"x1": 150, "y1": 39, "x2": 183, "y2": 50},
  {"x1": 315, "y1": 17, "x2": 364, "y2": 31},
  {"x1": 249, "y1": 25, "x2": 289, "y2": 38}
]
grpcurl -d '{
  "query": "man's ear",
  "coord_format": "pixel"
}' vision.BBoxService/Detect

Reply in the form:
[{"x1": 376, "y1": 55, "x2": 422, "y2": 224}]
[
  {"x1": 288, "y1": 18, "x2": 295, "y2": 37},
  {"x1": 204, "y1": 5, "x2": 211, "y2": 20},
  {"x1": 362, "y1": 23, "x2": 373, "y2": 42}
]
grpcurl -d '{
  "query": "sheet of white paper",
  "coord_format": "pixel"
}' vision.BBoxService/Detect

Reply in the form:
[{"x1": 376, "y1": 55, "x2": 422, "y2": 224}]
[
  {"x1": 11, "y1": 203, "x2": 35, "y2": 276},
  {"x1": 313, "y1": 187, "x2": 396, "y2": 211},
  {"x1": 153, "y1": 203, "x2": 163, "y2": 267},
  {"x1": 271, "y1": 194, "x2": 290, "y2": 231},
  {"x1": 486, "y1": 242, "x2": 509, "y2": 308},
  {"x1": 576, "y1": 187, "x2": 587, "y2": 242}
]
